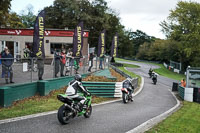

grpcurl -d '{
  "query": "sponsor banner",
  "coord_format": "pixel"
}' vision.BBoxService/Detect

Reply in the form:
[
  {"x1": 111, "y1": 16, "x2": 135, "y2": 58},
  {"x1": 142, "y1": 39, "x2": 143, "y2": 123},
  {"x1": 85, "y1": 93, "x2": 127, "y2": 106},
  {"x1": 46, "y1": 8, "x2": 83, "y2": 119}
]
[
  {"x1": 33, "y1": 10, "x2": 45, "y2": 58},
  {"x1": 111, "y1": 33, "x2": 118, "y2": 57},
  {"x1": 0, "y1": 29, "x2": 89, "y2": 37},
  {"x1": 72, "y1": 22, "x2": 83, "y2": 57},
  {"x1": 97, "y1": 30, "x2": 106, "y2": 57}
]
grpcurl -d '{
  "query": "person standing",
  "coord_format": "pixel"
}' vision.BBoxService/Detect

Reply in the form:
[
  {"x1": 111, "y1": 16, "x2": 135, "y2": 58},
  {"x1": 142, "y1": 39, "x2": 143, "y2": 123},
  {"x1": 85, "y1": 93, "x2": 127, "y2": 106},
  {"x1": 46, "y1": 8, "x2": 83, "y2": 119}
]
[
  {"x1": 54, "y1": 49, "x2": 60, "y2": 78},
  {"x1": 60, "y1": 49, "x2": 66, "y2": 77},
  {"x1": 37, "y1": 57, "x2": 44, "y2": 80},
  {"x1": 181, "y1": 78, "x2": 186, "y2": 87},
  {"x1": 88, "y1": 52, "x2": 94, "y2": 72},
  {"x1": 1, "y1": 49, "x2": 14, "y2": 84},
  {"x1": 99, "y1": 54, "x2": 105, "y2": 69},
  {"x1": 65, "y1": 49, "x2": 72, "y2": 75}
]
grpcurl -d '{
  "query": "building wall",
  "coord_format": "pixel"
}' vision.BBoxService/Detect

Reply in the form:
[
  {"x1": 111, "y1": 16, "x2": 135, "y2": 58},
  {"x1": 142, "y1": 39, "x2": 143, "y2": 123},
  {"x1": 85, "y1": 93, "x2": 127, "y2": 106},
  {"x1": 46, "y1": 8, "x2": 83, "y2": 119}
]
[{"x1": 0, "y1": 35, "x2": 88, "y2": 58}]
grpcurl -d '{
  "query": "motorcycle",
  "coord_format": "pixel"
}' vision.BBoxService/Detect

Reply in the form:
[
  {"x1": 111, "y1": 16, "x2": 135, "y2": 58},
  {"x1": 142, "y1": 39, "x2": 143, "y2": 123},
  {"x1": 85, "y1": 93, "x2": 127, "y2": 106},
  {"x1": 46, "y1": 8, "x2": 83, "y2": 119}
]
[
  {"x1": 57, "y1": 89, "x2": 92, "y2": 125},
  {"x1": 121, "y1": 79, "x2": 134, "y2": 103},
  {"x1": 148, "y1": 69, "x2": 153, "y2": 78},
  {"x1": 152, "y1": 73, "x2": 157, "y2": 85}
]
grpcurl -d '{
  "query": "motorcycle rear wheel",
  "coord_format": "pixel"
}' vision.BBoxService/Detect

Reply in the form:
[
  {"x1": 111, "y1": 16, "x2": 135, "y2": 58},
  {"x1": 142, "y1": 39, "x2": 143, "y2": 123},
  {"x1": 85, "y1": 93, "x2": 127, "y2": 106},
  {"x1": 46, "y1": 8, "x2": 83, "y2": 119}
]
[
  {"x1": 122, "y1": 93, "x2": 128, "y2": 103},
  {"x1": 84, "y1": 105, "x2": 92, "y2": 118},
  {"x1": 57, "y1": 105, "x2": 71, "y2": 124}
]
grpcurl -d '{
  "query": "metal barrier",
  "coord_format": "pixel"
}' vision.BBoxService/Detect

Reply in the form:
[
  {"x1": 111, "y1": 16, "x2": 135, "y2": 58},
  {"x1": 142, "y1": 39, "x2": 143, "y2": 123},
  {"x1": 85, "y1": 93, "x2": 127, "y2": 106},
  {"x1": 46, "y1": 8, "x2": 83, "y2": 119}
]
[
  {"x1": 110, "y1": 65, "x2": 138, "y2": 89},
  {"x1": 0, "y1": 56, "x2": 110, "y2": 86}
]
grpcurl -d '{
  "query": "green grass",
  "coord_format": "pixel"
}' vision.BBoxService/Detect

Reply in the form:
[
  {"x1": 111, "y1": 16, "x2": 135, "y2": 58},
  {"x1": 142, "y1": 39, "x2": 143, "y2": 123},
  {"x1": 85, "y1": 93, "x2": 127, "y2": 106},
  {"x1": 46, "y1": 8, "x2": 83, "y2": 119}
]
[
  {"x1": 117, "y1": 62, "x2": 141, "y2": 87},
  {"x1": 116, "y1": 58, "x2": 185, "y2": 81},
  {"x1": 146, "y1": 101, "x2": 200, "y2": 133},
  {"x1": 0, "y1": 87, "x2": 118, "y2": 120},
  {"x1": 153, "y1": 64, "x2": 186, "y2": 81},
  {"x1": 123, "y1": 63, "x2": 140, "y2": 68},
  {"x1": 116, "y1": 58, "x2": 200, "y2": 133}
]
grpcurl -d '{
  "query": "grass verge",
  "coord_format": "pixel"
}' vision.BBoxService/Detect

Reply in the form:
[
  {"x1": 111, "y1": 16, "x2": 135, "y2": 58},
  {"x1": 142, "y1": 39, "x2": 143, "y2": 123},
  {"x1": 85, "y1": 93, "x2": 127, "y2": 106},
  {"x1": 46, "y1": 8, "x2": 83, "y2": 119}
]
[
  {"x1": 153, "y1": 64, "x2": 185, "y2": 81},
  {"x1": 146, "y1": 101, "x2": 200, "y2": 133},
  {"x1": 117, "y1": 62, "x2": 141, "y2": 88},
  {"x1": 0, "y1": 87, "x2": 118, "y2": 120},
  {"x1": 116, "y1": 58, "x2": 185, "y2": 81}
]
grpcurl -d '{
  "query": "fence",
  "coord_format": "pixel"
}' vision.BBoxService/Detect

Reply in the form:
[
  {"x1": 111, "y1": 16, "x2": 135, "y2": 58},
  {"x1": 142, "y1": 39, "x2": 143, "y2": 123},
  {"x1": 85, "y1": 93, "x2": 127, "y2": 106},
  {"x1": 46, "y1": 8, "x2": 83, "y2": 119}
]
[{"x1": 0, "y1": 56, "x2": 110, "y2": 86}]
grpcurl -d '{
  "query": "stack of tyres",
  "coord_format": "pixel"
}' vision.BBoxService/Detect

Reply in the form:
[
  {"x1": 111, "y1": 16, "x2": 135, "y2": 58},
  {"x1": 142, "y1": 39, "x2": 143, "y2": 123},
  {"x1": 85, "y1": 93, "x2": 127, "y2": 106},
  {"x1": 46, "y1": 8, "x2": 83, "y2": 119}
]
[
  {"x1": 193, "y1": 88, "x2": 200, "y2": 103},
  {"x1": 172, "y1": 82, "x2": 178, "y2": 91}
]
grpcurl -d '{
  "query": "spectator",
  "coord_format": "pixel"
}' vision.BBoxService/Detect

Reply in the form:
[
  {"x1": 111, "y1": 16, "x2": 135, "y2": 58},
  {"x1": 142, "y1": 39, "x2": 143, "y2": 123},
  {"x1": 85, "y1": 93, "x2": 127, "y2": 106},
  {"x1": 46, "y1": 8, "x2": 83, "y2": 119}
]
[
  {"x1": 23, "y1": 45, "x2": 30, "y2": 58},
  {"x1": 74, "y1": 57, "x2": 80, "y2": 74},
  {"x1": 181, "y1": 78, "x2": 186, "y2": 87},
  {"x1": 99, "y1": 54, "x2": 105, "y2": 69},
  {"x1": 65, "y1": 49, "x2": 72, "y2": 75},
  {"x1": 88, "y1": 52, "x2": 94, "y2": 72},
  {"x1": 1, "y1": 49, "x2": 14, "y2": 84},
  {"x1": 37, "y1": 57, "x2": 44, "y2": 80},
  {"x1": 60, "y1": 49, "x2": 66, "y2": 77},
  {"x1": 54, "y1": 49, "x2": 60, "y2": 78}
]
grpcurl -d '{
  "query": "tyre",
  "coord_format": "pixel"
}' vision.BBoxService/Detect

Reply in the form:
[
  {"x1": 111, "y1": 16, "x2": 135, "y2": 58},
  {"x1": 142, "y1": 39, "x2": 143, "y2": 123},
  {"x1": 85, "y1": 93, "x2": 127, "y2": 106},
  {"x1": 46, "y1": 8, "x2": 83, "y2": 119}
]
[
  {"x1": 57, "y1": 105, "x2": 71, "y2": 124},
  {"x1": 122, "y1": 92, "x2": 128, "y2": 103},
  {"x1": 153, "y1": 80, "x2": 157, "y2": 85},
  {"x1": 84, "y1": 105, "x2": 92, "y2": 118}
]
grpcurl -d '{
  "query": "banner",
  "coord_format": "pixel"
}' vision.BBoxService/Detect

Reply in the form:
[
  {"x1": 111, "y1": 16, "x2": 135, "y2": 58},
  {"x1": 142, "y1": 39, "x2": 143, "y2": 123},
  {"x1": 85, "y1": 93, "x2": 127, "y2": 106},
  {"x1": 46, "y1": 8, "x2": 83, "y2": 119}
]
[
  {"x1": 33, "y1": 10, "x2": 45, "y2": 58},
  {"x1": 97, "y1": 30, "x2": 106, "y2": 57},
  {"x1": 72, "y1": 22, "x2": 83, "y2": 57},
  {"x1": 111, "y1": 33, "x2": 118, "y2": 57}
]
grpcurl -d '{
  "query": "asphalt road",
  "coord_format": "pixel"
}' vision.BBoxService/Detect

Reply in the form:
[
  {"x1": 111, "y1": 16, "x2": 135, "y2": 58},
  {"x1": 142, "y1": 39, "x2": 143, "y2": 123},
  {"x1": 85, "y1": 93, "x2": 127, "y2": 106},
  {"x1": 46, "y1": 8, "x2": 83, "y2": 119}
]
[{"x1": 0, "y1": 61, "x2": 178, "y2": 133}]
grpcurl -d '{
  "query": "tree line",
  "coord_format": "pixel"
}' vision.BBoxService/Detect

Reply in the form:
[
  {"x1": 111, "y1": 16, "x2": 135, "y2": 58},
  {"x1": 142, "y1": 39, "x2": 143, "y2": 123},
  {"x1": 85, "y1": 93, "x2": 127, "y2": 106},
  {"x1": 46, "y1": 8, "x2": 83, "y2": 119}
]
[{"x1": 1, "y1": 0, "x2": 200, "y2": 70}]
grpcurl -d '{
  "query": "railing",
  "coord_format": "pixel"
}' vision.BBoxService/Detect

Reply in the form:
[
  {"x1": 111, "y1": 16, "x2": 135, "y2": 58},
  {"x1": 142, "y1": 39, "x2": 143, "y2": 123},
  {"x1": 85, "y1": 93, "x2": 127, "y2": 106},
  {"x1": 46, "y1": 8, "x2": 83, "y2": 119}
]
[{"x1": 0, "y1": 56, "x2": 110, "y2": 86}]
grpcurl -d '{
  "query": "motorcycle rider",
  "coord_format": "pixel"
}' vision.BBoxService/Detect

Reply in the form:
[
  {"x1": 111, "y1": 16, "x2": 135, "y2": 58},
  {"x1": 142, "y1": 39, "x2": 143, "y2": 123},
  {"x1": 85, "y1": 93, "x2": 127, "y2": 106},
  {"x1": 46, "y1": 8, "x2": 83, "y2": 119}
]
[
  {"x1": 65, "y1": 74, "x2": 90, "y2": 111},
  {"x1": 152, "y1": 72, "x2": 158, "y2": 83},
  {"x1": 123, "y1": 78, "x2": 134, "y2": 101},
  {"x1": 149, "y1": 68, "x2": 153, "y2": 77}
]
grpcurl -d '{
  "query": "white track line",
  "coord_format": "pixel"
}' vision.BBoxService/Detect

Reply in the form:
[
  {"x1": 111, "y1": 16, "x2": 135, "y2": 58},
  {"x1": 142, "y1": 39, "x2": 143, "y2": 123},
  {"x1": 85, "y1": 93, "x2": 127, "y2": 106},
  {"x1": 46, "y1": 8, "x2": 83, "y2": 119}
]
[
  {"x1": 126, "y1": 84, "x2": 181, "y2": 133},
  {"x1": 0, "y1": 77, "x2": 145, "y2": 125}
]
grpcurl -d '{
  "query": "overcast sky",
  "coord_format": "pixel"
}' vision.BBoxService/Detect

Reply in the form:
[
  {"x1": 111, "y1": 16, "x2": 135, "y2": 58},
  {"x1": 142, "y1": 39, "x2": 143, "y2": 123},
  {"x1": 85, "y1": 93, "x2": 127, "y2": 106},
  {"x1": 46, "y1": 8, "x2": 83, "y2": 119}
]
[{"x1": 11, "y1": 0, "x2": 200, "y2": 39}]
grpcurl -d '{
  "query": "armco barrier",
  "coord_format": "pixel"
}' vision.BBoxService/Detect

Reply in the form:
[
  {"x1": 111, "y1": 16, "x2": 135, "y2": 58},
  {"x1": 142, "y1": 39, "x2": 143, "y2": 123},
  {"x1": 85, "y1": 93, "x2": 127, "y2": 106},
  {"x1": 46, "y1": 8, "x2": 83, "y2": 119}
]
[
  {"x1": 82, "y1": 82, "x2": 116, "y2": 97},
  {"x1": 178, "y1": 85, "x2": 185, "y2": 100},
  {"x1": 0, "y1": 74, "x2": 89, "y2": 107},
  {"x1": 110, "y1": 65, "x2": 138, "y2": 89}
]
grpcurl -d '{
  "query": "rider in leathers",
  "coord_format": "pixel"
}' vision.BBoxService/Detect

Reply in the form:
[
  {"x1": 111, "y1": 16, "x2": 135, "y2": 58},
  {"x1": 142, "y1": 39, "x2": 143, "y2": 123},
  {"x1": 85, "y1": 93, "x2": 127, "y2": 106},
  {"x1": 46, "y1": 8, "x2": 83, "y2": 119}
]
[{"x1": 65, "y1": 74, "x2": 89, "y2": 111}]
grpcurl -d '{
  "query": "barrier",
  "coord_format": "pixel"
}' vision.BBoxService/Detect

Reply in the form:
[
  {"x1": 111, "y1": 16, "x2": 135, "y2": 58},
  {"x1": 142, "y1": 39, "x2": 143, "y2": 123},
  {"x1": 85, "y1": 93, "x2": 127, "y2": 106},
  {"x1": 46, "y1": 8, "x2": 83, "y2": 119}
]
[
  {"x1": 0, "y1": 64, "x2": 138, "y2": 107},
  {"x1": 0, "y1": 74, "x2": 89, "y2": 107}
]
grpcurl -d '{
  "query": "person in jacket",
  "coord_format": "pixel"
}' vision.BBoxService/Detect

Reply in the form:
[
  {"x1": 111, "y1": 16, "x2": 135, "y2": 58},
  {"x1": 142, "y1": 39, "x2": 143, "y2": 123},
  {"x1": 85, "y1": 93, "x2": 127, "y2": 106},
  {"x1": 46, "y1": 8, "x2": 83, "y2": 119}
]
[
  {"x1": 99, "y1": 54, "x2": 105, "y2": 69},
  {"x1": 181, "y1": 78, "x2": 186, "y2": 87},
  {"x1": 88, "y1": 52, "x2": 94, "y2": 72},
  {"x1": 1, "y1": 49, "x2": 14, "y2": 84},
  {"x1": 37, "y1": 57, "x2": 44, "y2": 80},
  {"x1": 54, "y1": 49, "x2": 61, "y2": 78},
  {"x1": 60, "y1": 49, "x2": 66, "y2": 77},
  {"x1": 65, "y1": 74, "x2": 90, "y2": 111}
]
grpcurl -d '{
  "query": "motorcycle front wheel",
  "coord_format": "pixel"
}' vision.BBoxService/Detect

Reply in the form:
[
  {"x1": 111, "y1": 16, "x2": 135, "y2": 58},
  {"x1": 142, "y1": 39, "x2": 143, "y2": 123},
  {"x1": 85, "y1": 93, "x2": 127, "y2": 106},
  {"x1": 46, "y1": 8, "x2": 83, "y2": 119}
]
[
  {"x1": 57, "y1": 105, "x2": 71, "y2": 124},
  {"x1": 122, "y1": 92, "x2": 128, "y2": 103},
  {"x1": 84, "y1": 105, "x2": 92, "y2": 118}
]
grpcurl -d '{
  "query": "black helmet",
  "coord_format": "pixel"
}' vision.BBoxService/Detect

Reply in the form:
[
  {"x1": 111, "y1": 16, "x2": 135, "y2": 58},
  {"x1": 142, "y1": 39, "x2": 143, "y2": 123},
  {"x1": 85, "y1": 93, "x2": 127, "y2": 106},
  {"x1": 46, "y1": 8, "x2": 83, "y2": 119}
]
[{"x1": 74, "y1": 74, "x2": 82, "y2": 82}]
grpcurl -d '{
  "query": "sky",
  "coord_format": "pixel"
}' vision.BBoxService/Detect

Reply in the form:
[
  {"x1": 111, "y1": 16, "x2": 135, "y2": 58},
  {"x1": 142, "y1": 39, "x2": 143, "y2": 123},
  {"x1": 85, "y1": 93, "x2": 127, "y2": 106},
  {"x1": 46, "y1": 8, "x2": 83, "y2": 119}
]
[{"x1": 11, "y1": 0, "x2": 200, "y2": 39}]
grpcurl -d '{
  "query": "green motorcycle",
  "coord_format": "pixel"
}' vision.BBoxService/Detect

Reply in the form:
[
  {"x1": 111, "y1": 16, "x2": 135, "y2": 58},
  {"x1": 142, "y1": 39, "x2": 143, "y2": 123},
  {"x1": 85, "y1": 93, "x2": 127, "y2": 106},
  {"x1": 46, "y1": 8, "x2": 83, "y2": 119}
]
[{"x1": 57, "y1": 91, "x2": 92, "y2": 124}]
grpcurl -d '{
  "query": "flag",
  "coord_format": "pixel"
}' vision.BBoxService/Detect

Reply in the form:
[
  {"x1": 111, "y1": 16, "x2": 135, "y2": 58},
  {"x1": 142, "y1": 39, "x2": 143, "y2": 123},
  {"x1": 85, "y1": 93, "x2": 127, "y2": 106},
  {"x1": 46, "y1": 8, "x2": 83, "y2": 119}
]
[
  {"x1": 97, "y1": 30, "x2": 106, "y2": 57},
  {"x1": 111, "y1": 33, "x2": 118, "y2": 57},
  {"x1": 33, "y1": 10, "x2": 45, "y2": 58},
  {"x1": 72, "y1": 22, "x2": 83, "y2": 57}
]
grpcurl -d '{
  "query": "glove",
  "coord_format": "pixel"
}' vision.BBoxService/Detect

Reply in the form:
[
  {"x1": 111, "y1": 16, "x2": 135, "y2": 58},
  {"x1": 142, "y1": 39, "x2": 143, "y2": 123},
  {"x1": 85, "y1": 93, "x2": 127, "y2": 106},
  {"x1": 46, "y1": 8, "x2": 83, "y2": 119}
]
[{"x1": 86, "y1": 92, "x2": 90, "y2": 96}]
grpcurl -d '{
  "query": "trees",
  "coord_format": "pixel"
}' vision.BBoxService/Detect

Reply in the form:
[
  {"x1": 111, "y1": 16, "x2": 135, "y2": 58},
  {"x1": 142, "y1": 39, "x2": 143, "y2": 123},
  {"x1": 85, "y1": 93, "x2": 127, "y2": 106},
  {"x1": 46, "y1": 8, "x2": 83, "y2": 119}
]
[
  {"x1": 0, "y1": 0, "x2": 12, "y2": 27},
  {"x1": 44, "y1": 0, "x2": 123, "y2": 54},
  {"x1": 160, "y1": 1, "x2": 200, "y2": 68},
  {"x1": 19, "y1": 5, "x2": 36, "y2": 28}
]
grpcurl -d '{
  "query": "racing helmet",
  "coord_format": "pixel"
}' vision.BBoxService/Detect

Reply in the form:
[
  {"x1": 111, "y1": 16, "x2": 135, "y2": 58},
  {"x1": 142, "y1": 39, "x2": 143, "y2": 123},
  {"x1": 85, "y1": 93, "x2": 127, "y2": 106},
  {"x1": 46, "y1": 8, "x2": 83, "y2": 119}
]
[{"x1": 74, "y1": 74, "x2": 82, "y2": 82}]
